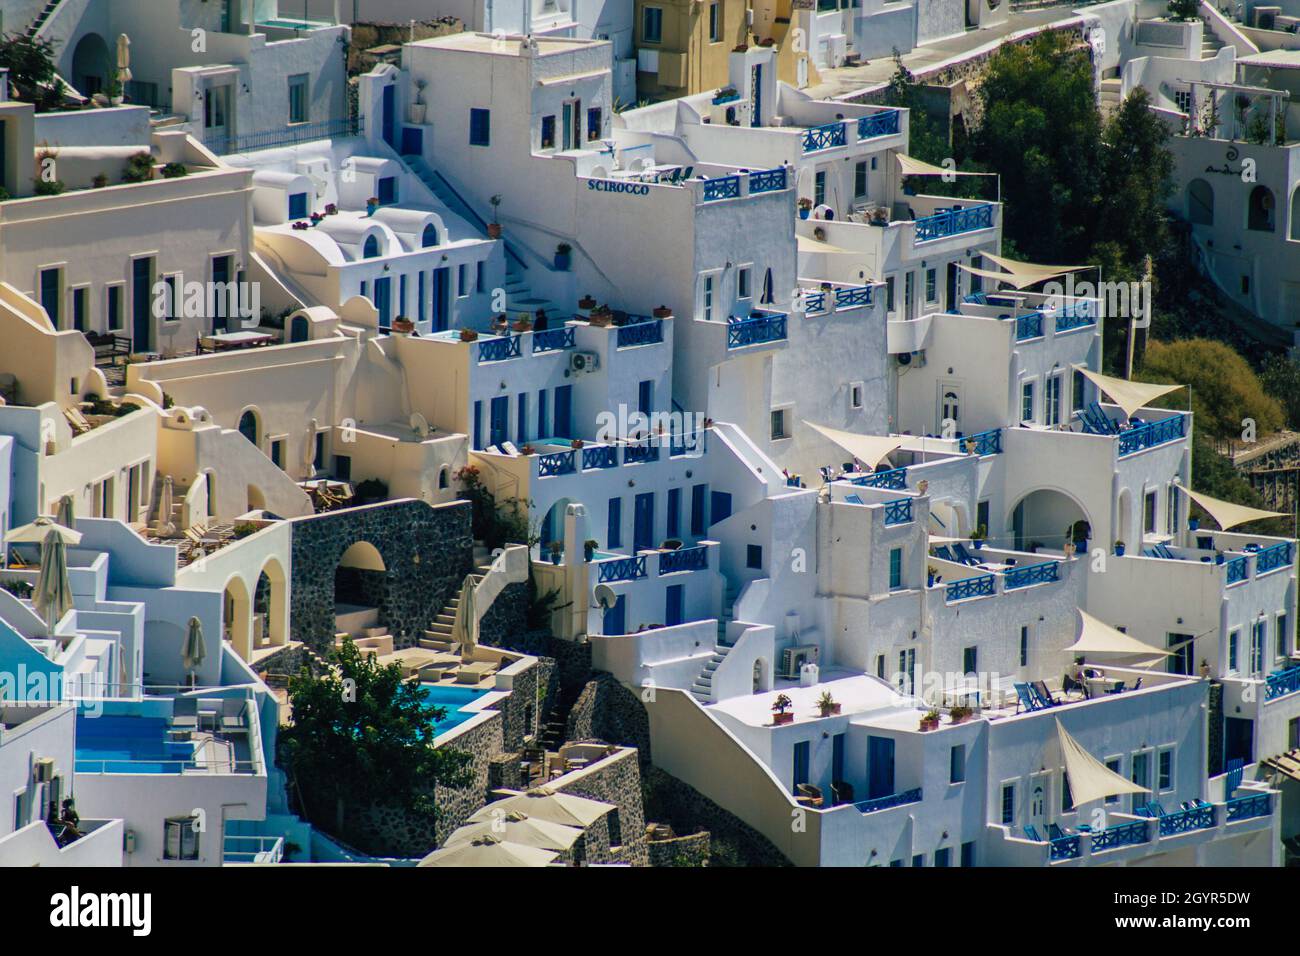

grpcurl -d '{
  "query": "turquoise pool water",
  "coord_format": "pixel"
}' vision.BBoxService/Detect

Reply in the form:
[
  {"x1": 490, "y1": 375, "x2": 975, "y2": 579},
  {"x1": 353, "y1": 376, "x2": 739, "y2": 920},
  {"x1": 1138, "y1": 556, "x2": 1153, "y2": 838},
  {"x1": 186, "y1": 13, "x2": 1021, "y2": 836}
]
[
  {"x1": 422, "y1": 685, "x2": 489, "y2": 735},
  {"x1": 75, "y1": 716, "x2": 194, "y2": 774}
]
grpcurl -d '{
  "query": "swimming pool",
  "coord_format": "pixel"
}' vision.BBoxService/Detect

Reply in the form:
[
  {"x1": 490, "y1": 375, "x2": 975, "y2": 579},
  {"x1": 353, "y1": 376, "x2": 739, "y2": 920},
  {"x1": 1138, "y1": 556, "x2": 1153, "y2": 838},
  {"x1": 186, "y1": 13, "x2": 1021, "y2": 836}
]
[
  {"x1": 75, "y1": 716, "x2": 195, "y2": 774},
  {"x1": 421, "y1": 685, "x2": 489, "y2": 735}
]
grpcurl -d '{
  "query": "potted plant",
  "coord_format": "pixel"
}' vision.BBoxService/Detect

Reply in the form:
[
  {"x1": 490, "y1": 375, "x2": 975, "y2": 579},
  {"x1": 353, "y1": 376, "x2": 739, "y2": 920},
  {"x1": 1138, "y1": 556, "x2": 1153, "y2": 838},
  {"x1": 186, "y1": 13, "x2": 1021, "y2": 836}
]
[
  {"x1": 512, "y1": 314, "x2": 533, "y2": 332},
  {"x1": 325, "y1": 203, "x2": 338, "y2": 216},
  {"x1": 969, "y1": 526, "x2": 985, "y2": 549},
  {"x1": 392, "y1": 316, "x2": 415, "y2": 334},
  {"x1": 459, "y1": 327, "x2": 479, "y2": 342},
  {"x1": 409, "y1": 79, "x2": 427, "y2": 124},
  {"x1": 927, "y1": 565, "x2": 938, "y2": 587},
  {"x1": 366, "y1": 196, "x2": 380, "y2": 216},
  {"x1": 1188, "y1": 517, "x2": 1200, "y2": 531},
  {"x1": 122, "y1": 151, "x2": 155, "y2": 183},
  {"x1": 487, "y1": 194, "x2": 503, "y2": 238},
  {"x1": 949, "y1": 705, "x2": 971, "y2": 724},
  {"x1": 817, "y1": 691, "x2": 841, "y2": 717},
  {"x1": 920, "y1": 709, "x2": 941, "y2": 731},
  {"x1": 584, "y1": 539, "x2": 599, "y2": 562},
  {"x1": 91, "y1": 172, "x2": 109, "y2": 189},
  {"x1": 554, "y1": 242, "x2": 572, "y2": 270},
  {"x1": 772, "y1": 693, "x2": 794, "y2": 725},
  {"x1": 570, "y1": 438, "x2": 585, "y2": 449},
  {"x1": 798, "y1": 197, "x2": 813, "y2": 220},
  {"x1": 1114, "y1": 539, "x2": 1126, "y2": 557},
  {"x1": 548, "y1": 540, "x2": 563, "y2": 564},
  {"x1": 578, "y1": 294, "x2": 597, "y2": 311},
  {"x1": 869, "y1": 206, "x2": 890, "y2": 226},
  {"x1": 520, "y1": 444, "x2": 536, "y2": 455},
  {"x1": 653, "y1": 304, "x2": 672, "y2": 319},
  {"x1": 589, "y1": 305, "x2": 613, "y2": 327}
]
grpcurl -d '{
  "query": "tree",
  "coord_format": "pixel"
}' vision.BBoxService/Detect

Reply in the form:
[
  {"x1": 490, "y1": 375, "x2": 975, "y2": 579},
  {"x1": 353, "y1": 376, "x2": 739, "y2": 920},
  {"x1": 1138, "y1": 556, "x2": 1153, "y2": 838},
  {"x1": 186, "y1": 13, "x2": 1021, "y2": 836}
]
[
  {"x1": 0, "y1": 32, "x2": 62, "y2": 111},
  {"x1": 1096, "y1": 88, "x2": 1175, "y2": 271},
  {"x1": 1167, "y1": 0, "x2": 1200, "y2": 21},
  {"x1": 278, "y1": 638, "x2": 472, "y2": 841},
  {"x1": 1138, "y1": 338, "x2": 1283, "y2": 441},
  {"x1": 1260, "y1": 353, "x2": 1300, "y2": 431},
  {"x1": 1190, "y1": 435, "x2": 1291, "y2": 536}
]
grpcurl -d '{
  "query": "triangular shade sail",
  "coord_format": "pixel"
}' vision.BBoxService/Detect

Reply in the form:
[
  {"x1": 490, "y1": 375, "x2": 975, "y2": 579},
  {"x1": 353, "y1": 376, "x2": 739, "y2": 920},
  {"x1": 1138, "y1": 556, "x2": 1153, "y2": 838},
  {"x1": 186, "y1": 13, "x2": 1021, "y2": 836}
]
[
  {"x1": 982, "y1": 251, "x2": 1091, "y2": 283},
  {"x1": 895, "y1": 154, "x2": 994, "y2": 177},
  {"x1": 1181, "y1": 486, "x2": 1287, "y2": 530},
  {"x1": 1056, "y1": 719, "x2": 1150, "y2": 808},
  {"x1": 1067, "y1": 609, "x2": 1173, "y2": 658},
  {"x1": 803, "y1": 421, "x2": 904, "y2": 470},
  {"x1": 957, "y1": 262, "x2": 1039, "y2": 290},
  {"x1": 1074, "y1": 367, "x2": 1184, "y2": 420},
  {"x1": 796, "y1": 233, "x2": 854, "y2": 254}
]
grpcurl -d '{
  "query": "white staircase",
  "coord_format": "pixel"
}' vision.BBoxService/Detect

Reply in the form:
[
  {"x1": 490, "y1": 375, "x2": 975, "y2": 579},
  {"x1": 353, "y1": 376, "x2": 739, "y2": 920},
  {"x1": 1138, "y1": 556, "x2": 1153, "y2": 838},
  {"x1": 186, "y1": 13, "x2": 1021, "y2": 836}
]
[
  {"x1": 717, "y1": 583, "x2": 739, "y2": 644},
  {"x1": 1200, "y1": 21, "x2": 1225, "y2": 59},
  {"x1": 690, "y1": 643, "x2": 734, "y2": 703},
  {"x1": 502, "y1": 261, "x2": 560, "y2": 320},
  {"x1": 1099, "y1": 77, "x2": 1123, "y2": 119},
  {"x1": 417, "y1": 544, "x2": 494, "y2": 650},
  {"x1": 26, "y1": 0, "x2": 64, "y2": 37}
]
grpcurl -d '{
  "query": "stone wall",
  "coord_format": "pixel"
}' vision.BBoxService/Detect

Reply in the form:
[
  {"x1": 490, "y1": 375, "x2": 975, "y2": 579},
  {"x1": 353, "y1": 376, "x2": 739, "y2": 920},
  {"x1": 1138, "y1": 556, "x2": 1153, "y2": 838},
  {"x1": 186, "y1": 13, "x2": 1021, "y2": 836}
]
[
  {"x1": 1209, "y1": 680, "x2": 1224, "y2": 777},
  {"x1": 566, "y1": 672, "x2": 652, "y2": 762},
  {"x1": 643, "y1": 765, "x2": 792, "y2": 867},
  {"x1": 552, "y1": 747, "x2": 649, "y2": 866},
  {"x1": 288, "y1": 498, "x2": 472, "y2": 653},
  {"x1": 478, "y1": 580, "x2": 530, "y2": 649},
  {"x1": 647, "y1": 830, "x2": 711, "y2": 867}
]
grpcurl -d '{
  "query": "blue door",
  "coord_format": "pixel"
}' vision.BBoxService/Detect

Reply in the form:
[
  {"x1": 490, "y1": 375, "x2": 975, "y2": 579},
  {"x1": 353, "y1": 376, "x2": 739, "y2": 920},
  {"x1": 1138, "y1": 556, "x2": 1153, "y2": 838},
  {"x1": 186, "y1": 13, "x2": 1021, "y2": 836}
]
[
  {"x1": 710, "y1": 491, "x2": 732, "y2": 526},
  {"x1": 638, "y1": 379, "x2": 653, "y2": 415},
  {"x1": 634, "y1": 492, "x2": 654, "y2": 553},
  {"x1": 604, "y1": 594, "x2": 625, "y2": 636},
  {"x1": 554, "y1": 385, "x2": 573, "y2": 438},
  {"x1": 211, "y1": 255, "x2": 230, "y2": 332},
  {"x1": 374, "y1": 276, "x2": 392, "y2": 329},
  {"x1": 665, "y1": 584, "x2": 684, "y2": 627},
  {"x1": 667, "y1": 487, "x2": 681, "y2": 538},
  {"x1": 132, "y1": 257, "x2": 153, "y2": 351},
  {"x1": 382, "y1": 84, "x2": 396, "y2": 147},
  {"x1": 867, "y1": 736, "x2": 895, "y2": 799},
  {"x1": 290, "y1": 315, "x2": 309, "y2": 342},
  {"x1": 489, "y1": 395, "x2": 509, "y2": 447},
  {"x1": 432, "y1": 268, "x2": 450, "y2": 331}
]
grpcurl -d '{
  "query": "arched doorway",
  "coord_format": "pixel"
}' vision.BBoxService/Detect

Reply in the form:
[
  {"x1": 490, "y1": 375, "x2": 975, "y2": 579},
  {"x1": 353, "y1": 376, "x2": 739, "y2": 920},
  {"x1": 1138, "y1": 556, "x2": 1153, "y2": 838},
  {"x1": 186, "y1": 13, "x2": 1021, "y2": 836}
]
[
  {"x1": 238, "y1": 409, "x2": 260, "y2": 446},
  {"x1": 334, "y1": 541, "x2": 388, "y2": 634},
  {"x1": 1187, "y1": 179, "x2": 1214, "y2": 225},
  {"x1": 253, "y1": 558, "x2": 288, "y2": 651},
  {"x1": 1248, "y1": 185, "x2": 1275, "y2": 231},
  {"x1": 538, "y1": 497, "x2": 576, "y2": 559},
  {"x1": 289, "y1": 315, "x2": 309, "y2": 342},
  {"x1": 223, "y1": 576, "x2": 252, "y2": 662},
  {"x1": 1009, "y1": 488, "x2": 1090, "y2": 553},
  {"x1": 71, "y1": 33, "x2": 111, "y2": 98},
  {"x1": 1290, "y1": 186, "x2": 1300, "y2": 240},
  {"x1": 422, "y1": 223, "x2": 438, "y2": 248}
]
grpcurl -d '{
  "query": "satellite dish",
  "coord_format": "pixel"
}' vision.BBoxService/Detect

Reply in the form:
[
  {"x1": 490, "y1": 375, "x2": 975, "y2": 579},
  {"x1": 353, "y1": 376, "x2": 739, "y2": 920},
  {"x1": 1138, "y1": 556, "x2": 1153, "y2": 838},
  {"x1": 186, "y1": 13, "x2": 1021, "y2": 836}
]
[
  {"x1": 409, "y1": 412, "x2": 430, "y2": 439},
  {"x1": 593, "y1": 583, "x2": 618, "y2": 611}
]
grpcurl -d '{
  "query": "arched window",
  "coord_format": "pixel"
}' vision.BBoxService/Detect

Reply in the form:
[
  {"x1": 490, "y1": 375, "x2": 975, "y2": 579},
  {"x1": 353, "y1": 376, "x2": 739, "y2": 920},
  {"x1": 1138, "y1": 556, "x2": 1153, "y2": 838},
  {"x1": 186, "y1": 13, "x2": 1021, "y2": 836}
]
[
  {"x1": 1248, "y1": 185, "x2": 1275, "y2": 232},
  {"x1": 1187, "y1": 179, "x2": 1213, "y2": 226},
  {"x1": 290, "y1": 315, "x2": 309, "y2": 342},
  {"x1": 363, "y1": 234, "x2": 380, "y2": 258},
  {"x1": 238, "y1": 410, "x2": 259, "y2": 447},
  {"x1": 1290, "y1": 187, "x2": 1300, "y2": 241},
  {"x1": 438, "y1": 466, "x2": 449, "y2": 489},
  {"x1": 422, "y1": 223, "x2": 438, "y2": 248}
]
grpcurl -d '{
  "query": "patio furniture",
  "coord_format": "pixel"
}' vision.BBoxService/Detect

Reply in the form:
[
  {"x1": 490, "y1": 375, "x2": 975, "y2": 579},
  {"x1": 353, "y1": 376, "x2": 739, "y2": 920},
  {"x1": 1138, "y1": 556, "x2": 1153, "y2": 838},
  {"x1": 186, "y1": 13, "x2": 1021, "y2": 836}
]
[
  {"x1": 1014, "y1": 682, "x2": 1040, "y2": 714},
  {"x1": 84, "y1": 331, "x2": 131, "y2": 366},
  {"x1": 844, "y1": 494, "x2": 864, "y2": 505},
  {"x1": 1030, "y1": 681, "x2": 1061, "y2": 708},
  {"x1": 795, "y1": 783, "x2": 824, "y2": 808},
  {"x1": 1047, "y1": 822, "x2": 1068, "y2": 841},
  {"x1": 951, "y1": 544, "x2": 982, "y2": 566},
  {"x1": 219, "y1": 698, "x2": 247, "y2": 733},
  {"x1": 172, "y1": 697, "x2": 199, "y2": 732},
  {"x1": 1105, "y1": 681, "x2": 1127, "y2": 695},
  {"x1": 831, "y1": 780, "x2": 854, "y2": 805},
  {"x1": 1023, "y1": 824, "x2": 1044, "y2": 841},
  {"x1": 456, "y1": 660, "x2": 498, "y2": 684}
]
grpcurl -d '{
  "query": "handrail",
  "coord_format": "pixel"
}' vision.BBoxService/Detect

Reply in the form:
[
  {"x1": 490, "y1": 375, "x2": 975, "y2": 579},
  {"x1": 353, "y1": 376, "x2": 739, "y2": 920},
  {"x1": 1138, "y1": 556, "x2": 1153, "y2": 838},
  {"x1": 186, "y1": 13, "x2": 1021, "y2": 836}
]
[
  {"x1": 1116, "y1": 415, "x2": 1185, "y2": 457},
  {"x1": 851, "y1": 466, "x2": 907, "y2": 490},
  {"x1": 854, "y1": 787, "x2": 921, "y2": 813},
  {"x1": 883, "y1": 498, "x2": 913, "y2": 526},
  {"x1": 946, "y1": 575, "x2": 995, "y2": 602},
  {"x1": 726, "y1": 312, "x2": 788, "y2": 349}
]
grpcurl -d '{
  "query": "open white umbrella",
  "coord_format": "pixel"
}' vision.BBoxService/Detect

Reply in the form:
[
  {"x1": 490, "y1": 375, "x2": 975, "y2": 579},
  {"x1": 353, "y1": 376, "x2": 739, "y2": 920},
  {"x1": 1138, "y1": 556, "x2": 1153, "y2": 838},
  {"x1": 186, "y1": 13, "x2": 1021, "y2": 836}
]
[
  {"x1": 182, "y1": 616, "x2": 206, "y2": 686},
  {"x1": 444, "y1": 811, "x2": 582, "y2": 852},
  {"x1": 6, "y1": 517, "x2": 81, "y2": 547},
  {"x1": 33, "y1": 529, "x2": 72, "y2": 631},
  {"x1": 468, "y1": 789, "x2": 615, "y2": 829},
  {"x1": 450, "y1": 573, "x2": 478, "y2": 662},
  {"x1": 417, "y1": 834, "x2": 559, "y2": 867}
]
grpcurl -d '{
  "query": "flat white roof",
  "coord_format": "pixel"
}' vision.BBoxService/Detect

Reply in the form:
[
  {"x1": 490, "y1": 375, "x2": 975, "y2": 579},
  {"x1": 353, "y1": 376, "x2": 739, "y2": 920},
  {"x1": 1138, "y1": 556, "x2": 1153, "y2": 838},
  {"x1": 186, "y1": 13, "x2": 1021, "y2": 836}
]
[
  {"x1": 410, "y1": 32, "x2": 600, "y2": 57},
  {"x1": 708, "y1": 672, "x2": 907, "y2": 728},
  {"x1": 1237, "y1": 49, "x2": 1300, "y2": 70}
]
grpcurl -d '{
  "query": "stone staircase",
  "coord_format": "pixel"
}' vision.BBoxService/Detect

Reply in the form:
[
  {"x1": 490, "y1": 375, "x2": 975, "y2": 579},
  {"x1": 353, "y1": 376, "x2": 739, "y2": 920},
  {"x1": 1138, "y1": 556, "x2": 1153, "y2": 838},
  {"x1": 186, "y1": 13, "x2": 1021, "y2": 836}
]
[
  {"x1": 1098, "y1": 77, "x2": 1123, "y2": 119},
  {"x1": 26, "y1": 0, "x2": 64, "y2": 37},
  {"x1": 716, "y1": 583, "x2": 739, "y2": 644},
  {"x1": 502, "y1": 261, "x2": 560, "y2": 321},
  {"x1": 417, "y1": 544, "x2": 494, "y2": 651},
  {"x1": 690, "y1": 643, "x2": 734, "y2": 703},
  {"x1": 1200, "y1": 20, "x2": 1225, "y2": 59}
]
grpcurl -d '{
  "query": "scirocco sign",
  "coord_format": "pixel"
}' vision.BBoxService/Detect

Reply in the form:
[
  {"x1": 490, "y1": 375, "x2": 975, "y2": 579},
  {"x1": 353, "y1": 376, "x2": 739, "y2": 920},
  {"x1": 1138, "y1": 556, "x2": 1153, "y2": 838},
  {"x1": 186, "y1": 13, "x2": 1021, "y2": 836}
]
[{"x1": 587, "y1": 179, "x2": 650, "y2": 195}]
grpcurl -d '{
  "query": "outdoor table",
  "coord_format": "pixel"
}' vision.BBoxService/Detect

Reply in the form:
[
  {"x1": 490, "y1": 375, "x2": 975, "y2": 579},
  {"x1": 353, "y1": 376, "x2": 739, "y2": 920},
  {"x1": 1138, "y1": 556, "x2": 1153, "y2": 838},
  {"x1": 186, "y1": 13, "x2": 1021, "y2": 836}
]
[{"x1": 201, "y1": 330, "x2": 274, "y2": 351}]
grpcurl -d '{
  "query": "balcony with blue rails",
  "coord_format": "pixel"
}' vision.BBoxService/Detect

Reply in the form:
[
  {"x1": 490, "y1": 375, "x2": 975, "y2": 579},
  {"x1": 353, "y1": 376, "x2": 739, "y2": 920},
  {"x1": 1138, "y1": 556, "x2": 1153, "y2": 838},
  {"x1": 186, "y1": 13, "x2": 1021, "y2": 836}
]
[
  {"x1": 582, "y1": 445, "x2": 619, "y2": 470},
  {"x1": 537, "y1": 449, "x2": 577, "y2": 477},
  {"x1": 945, "y1": 575, "x2": 996, "y2": 602},
  {"x1": 802, "y1": 121, "x2": 848, "y2": 152},
  {"x1": 1224, "y1": 792, "x2": 1271, "y2": 822},
  {"x1": 1055, "y1": 303, "x2": 1097, "y2": 332},
  {"x1": 835, "y1": 285, "x2": 873, "y2": 309},
  {"x1": 477, "y1": 334, "x2": 522, "y2": 363},
  {"x1": 857, "y1": 109, "x2": 901, "y2": 140},
  {"x1": 727, "y1": 311, "x2": 788, "y2": 349},
  {"x1": 964, "y1": 428, "x2": 1002, "y2": 456},
  {"x1": 617, "y1": 317, "x2": 664, "y2": 348},
  {"x1": 532, "y1": 326, "x2": 576, "y2": 353},
  {"x1": 1158, "y1": 803, "x2": 1216, "y2": 836},
  {"x1": 1003, "y1": 561, "x2": 1059, "y2": 590},
  {"x1": 854, "y1": 787, "x2": 921, "y2": 814},
  {"x1": 748, "y1": 166, "x2": 788, "y2": 194},
  {"x1": 883, "y1": 497, "x2": 913, "y2": 526},
  {"x1": 1265, "y1": 663, "x2": 1300, "y2": 701},
  {"x1": 701, "y1": 175, "x2": 741, "y2": 202},
  {"x1": 659, "y1": 545, "x2": 709, "y2": 575},
  {"x1": 1049, "y1": 834, "x2": 1081, "y2": 861},
  {"x1": 913, "y1": 204, "x2": 995, "y2": 243},
  {"x1": 623, "y1": 442, "x2": 661, "y2": 465},
  {"x1": 596, "y1": 554, "x2": 647, "y2": 583},
  {"x1": 1225, "y1": 556, "x2": 1248, "y2": 585},
  {"x1": 851, "y1": 466, "x2": 907, "y2": 490},
  {"x1": 1254, "y1": 541, "x2": 1292, "y2": 576},
  {"x1": 1089, "y1": 820, "x2": 1150, "y2": 853},
  {"x1": 1116, "y1": 414, "x2": 1186, "y2": 457},
  {"x1": 1015, "y1": 311, "x2": 1045, "y2": 341}
]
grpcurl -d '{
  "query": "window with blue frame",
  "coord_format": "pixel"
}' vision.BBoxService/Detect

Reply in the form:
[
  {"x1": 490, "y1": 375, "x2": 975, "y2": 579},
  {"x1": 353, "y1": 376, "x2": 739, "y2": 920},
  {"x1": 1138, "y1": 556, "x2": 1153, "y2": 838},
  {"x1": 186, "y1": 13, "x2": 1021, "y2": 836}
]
[
  {"x1": 469, "y1": 108, "x2": 491, "y2": 146},
  {"x1": 378, "y1": 176, "x2": 397, "y2": 205},
  {"x1": 288, "y1": 192, "x2": 308, "y2": 219},
  {"x1": 39, "y1": 267, "x2": 60, "y2": 327},
  {"x1": 472, "y1": 400, "x2": 483, "y2": 450},
  {"x1": 1000, "y1": 783, "x2": 1015, "y2": 825},
  {"x1": 889, "y1": 548, "x2": 902, "y2": 589},
  {"x1": 537, "y1": 389, "x2": 549, "y2": 438},
  {"x1": 690, "y1": 484, "x2": 707, "y2": 536},
  {"x1": 666, "y1": 488, "x2": 681, "y2": 538},
  {"x1": 363, "y1": 235, "x2": 380, "y2": 259},
  {"x1": 746, "y1": 545, "x2": 762, "y2": 569},
  {"x1": 607, "y1": 497, "x2": 622, "y2": 548}
]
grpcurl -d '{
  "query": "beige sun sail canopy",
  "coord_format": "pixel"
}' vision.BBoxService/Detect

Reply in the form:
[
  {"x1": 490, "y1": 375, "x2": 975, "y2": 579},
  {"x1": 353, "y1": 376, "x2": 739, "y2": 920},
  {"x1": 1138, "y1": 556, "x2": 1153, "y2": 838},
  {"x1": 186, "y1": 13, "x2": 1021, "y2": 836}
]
[
  {"x1": 982, "y1": 251, "x2": 1091, "y2": 283},
  {"x1": 1056, "y1": 718, "x2": 1150, "y2": 808},
  {"x1": 1067, "y1": 609, "x2": 1173, "y2": 659},
  {"x1": 804, "y1": 421, "x2": 905, "y2": 470},
  {"x1": 796, "y1": 233, "x2": 855, "y2": 255},
  {"x1": 1074, "y1": 367, "x2": 1184, "y2": 420},
  {"x1": 1180, "y1": 486, "x2": 1287, "y2": 530},
  {"x1": 895, "y1": 154, "x2": 994, "y2": 177}
]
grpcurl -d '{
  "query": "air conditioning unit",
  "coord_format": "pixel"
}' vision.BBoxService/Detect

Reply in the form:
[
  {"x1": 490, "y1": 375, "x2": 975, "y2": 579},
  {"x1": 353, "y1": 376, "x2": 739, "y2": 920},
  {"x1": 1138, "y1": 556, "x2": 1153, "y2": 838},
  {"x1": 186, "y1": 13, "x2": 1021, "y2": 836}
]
[
  {"x1": 569, "y1": 350, "x2": 600, "y2": 373},
  {"x1": 33, "y1": 757, "x2": 55, "y2": 782},
  {"x1": 780, "y1": 644, "x2": 820, "y2": 679},
  {"x1": 896, "y1": 349, "x2": 926, "y2": 367}
]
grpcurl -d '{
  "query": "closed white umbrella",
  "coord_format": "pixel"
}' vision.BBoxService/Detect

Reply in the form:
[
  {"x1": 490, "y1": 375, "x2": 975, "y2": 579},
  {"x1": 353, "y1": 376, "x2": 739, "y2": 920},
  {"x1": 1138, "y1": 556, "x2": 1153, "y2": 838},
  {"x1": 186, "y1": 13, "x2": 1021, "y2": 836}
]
[
  {"x1": 155, "y1": 476, "x2": 174, "y2": 535},
  {"x1": 417, "y1": 834, "x2": 559, "y2": 867},
  {"x1": 450, "y1": 573, "x2": 478, "y2": 661},
  {"x1": 55, "y1": 495, "x2": 74, "y2": 529},
  {"x1": 302, "y1": 418, "x2": 319, "y2": 479},
  {"x1": 33, "y1": 529, "x2": 72, "y2": 631},
  {"x1": 182, "y1": 616, "x2": 206, "y2": 686},
  {"x1": 116, "y1": 34, "x2": 132, "y2": 88}
]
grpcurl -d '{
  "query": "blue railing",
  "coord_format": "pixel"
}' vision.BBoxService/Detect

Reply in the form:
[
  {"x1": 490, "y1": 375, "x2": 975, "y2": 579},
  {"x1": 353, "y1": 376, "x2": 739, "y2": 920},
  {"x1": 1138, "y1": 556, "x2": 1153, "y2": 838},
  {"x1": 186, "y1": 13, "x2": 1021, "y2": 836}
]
[
  {"x1": 532, "y1": 326, "x2": 575, "y2": 353},
  {"x1": 1015, "y1": 311, "x2": 1044, "y2": 341},
  {"x1": 1255, "y1": 542, "x2": 1292, "y2": 575},
  {"x1": 597, "y1": 555, "x2": 647, "y2": 583},
  {"x1": 617, "y1": 318, "x2": 664, "y2": 348},
  {"x1": 1225, "y1": 556, "x2": 1248, "y2": 585},
  {"x1": 727, "y1": 313, "x2": 788, "y2": 349},
  {"x1": 1265, "y1": 664, "x2": 1300, "y2": 701},
  {"x1": 1055, "y1": 307, "x2": 1096, "y2": 332},
  {"x1": 883, "y1": 498, "x2": 913, "y2": 526},
  {"x1": 659, "y1": 545, "x2": 709, "y2": 575},
  {"x1": 1117, "y1": 415, "x2": 1186, "y2": 457},
  {"x1": 1049, "y1": 835, "x2": 1081, "y2": 861},
  {"x1": 946, "y1": 575, "x2": 995, "y2": 602},
  {"x1": 802, "y1": 290, "x2": 827, "y2": 313},
  {"x1": 1224, "y1": 793, "x2": 1271, "y2": 822},
  {"x1": 701, "y1": 176, "x2": 741, "y2": 202},
  {"x1": 854, "y1": 787, "x2": 921, "y2": 814},
  {"x1": 748, "y1": 166, "x2": 788, "y2": 194},
  {"x1": 1003, "y1": 561, "x2": 1059, "y2": 590},
  {"x1": 858, "y1": 109, "x2": 901, "y2": 140},
  {"x1": 1090, "y1": 820, "x2": 1150, "y2": 852},
  {"x1": 623, "y1": 442, "x2": 660, "y2": 465},
  {"x1": 852, "y1": 467, "x2": 907, "y2": 490},
  {"x1": 834, "y1": 285, "x2": 873, "y2": 309},
  {"x1": 965, "y1": 428, "x2": 1002, "y2": 456},
  {"x1": 802, "y1": 121, "x2": 847, "y2": 152},
  {"x1": 537, "y1": 450, "x2": 576, "y2": 477},
  {"x1": 913, "y1": 204, "x2": 994, "y2": 243},
  {"x1": 478, "y1": 335, "x2": 521, "y2": 362},
  {"x1": 582, "y1": 445, "x2": 619, "y2": 470},
  {"x1": 210, "y1": 116, "x2": 364, "y2": 155},
  {"x1": 1159, "y1": 804, "x2": 1216, "y2": 836}
]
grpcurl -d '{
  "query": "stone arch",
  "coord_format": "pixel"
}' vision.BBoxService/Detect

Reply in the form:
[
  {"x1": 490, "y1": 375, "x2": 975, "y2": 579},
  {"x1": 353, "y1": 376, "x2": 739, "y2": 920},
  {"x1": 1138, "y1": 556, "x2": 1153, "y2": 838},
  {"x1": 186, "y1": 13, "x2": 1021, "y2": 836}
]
[
  {"x1": 1290, "y1": 185, "x2": 1300, "y2": 241},
  {"x1": 223, "y1": 575, "x2": 253, "y2": 662},
  {"x1": 71, "y1": 33, "x2": 112, "y2": 98},
  {"x1": 334, "y1": 540, "x2": 391, "y2": 634},
  {"x1": 538, "y1": 496, "x2": 577, "y2": 558},
  {"x1": 1007, "y1": 486, "x2": 1091, "y2": 553},
  {"x1": 1187, "y1": 178, "x2": 1214, "y2": 226},
  {"x1": 238, "y1": 407, "x2": 261, "y2": 446},
  {"x1": 255, "y1": 557, "x2": 288, "y2": 651}
]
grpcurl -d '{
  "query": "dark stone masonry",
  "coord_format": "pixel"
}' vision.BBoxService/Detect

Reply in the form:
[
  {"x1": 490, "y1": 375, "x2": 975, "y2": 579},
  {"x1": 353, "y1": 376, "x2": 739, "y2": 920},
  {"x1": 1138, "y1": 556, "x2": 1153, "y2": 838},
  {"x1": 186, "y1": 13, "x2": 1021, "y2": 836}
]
[{"x1": 287, "y1": 498, "x2": 473, "y2": 653}]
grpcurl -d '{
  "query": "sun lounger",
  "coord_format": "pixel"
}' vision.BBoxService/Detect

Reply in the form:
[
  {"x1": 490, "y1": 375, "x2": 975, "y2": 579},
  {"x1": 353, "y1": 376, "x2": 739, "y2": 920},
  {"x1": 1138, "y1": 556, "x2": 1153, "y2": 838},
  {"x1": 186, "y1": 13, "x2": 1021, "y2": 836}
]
[
  {"x1": 172, "y1": 697, "x2": 199, "y2": 732},
  {"x1": 1031, "y1": 680, "x2": 1062, "y2": 707},
  {"x1": 1014, "y1": 682, "x2": 1039, "y2": 714},
  {"x1": 795, "y1": 783, "x2": 823, "y2": 808},
  {"x1": 455, "y1": 661, "x2": 498, "y2": 684},
  {"x1": 1023, "y1": 824, "x2": 1044, "y2": 842},
  {"x1": 1047, "y1": 823, "x2": 1068, "y2": 841},
  {"x1": 951, "y1": 544, "x2": 982, "y2": 566},
  {"x1": 219, "y1": 698, "x2": 247, "y2": 733},
  {"x1": 844, "y1": 494, "x2": 864, "y2": 505}
]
